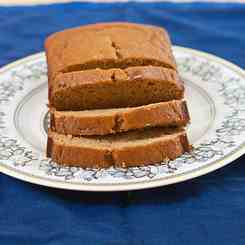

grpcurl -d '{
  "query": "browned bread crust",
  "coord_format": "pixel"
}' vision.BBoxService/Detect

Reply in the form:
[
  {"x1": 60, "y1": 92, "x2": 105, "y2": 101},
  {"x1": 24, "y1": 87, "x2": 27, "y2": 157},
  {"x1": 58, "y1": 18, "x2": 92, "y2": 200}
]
[
  {"x1": 47, "y1": 127, "x2": 191, "y2": 168},
  {"x1": 50, "y1": 100, "x2": 190, "y2": 136},
  {"x1": 45, "y1": 22, "x2": 177, "y2": 81}
]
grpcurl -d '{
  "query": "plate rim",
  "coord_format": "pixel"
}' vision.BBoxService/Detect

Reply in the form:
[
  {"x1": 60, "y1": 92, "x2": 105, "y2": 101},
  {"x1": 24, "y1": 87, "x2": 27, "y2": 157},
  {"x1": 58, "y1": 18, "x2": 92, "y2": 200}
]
[{"x1": 0, "y1": 45, "x2": 244, "y2": 192}]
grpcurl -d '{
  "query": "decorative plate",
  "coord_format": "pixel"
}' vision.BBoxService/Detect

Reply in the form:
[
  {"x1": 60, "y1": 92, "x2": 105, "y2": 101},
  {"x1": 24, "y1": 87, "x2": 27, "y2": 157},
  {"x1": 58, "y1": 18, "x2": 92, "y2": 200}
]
[{"x1": 0, "y1": 46, "x2": 245, "y2": 191}]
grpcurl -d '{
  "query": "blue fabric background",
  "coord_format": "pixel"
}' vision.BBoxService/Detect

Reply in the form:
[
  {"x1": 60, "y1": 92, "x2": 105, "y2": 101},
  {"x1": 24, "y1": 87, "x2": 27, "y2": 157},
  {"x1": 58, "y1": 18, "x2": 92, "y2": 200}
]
[{"x1": 0, "y1": 2, "x2": 245, "y2": 245}]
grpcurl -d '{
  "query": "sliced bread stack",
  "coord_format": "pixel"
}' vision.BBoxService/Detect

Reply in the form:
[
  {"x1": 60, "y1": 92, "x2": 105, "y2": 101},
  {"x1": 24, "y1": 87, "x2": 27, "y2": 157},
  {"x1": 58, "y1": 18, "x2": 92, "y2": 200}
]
[{"x1": 46, "y1": 22, "x2": 191, "y2": 168}]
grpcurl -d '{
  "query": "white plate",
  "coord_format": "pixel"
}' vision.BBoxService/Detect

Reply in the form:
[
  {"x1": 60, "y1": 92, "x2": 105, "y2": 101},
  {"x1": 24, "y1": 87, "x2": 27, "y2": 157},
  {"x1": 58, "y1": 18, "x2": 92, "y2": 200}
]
[{"x1": 0, "y1": 46, "x2": 245, "y2": 192}]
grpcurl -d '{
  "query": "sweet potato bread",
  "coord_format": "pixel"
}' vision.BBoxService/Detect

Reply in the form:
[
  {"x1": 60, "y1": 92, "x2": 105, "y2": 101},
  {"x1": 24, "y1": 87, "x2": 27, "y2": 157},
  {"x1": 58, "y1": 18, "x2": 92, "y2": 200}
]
[
  {"x1": 45, "y1": 22, "x2": 191, "y2": 169},
  {"x1": 50, "y1": 100, "x2": 190, "y2": 136},
  {"x1": 47, "y1": 127, "x2": 191, "y2": 168},
  {"x1": 45, "y1": 22, "x2": 177, "y2": 80},
  {"x1": 45, "y1": 23, "x2": 183, "y2": 110}
]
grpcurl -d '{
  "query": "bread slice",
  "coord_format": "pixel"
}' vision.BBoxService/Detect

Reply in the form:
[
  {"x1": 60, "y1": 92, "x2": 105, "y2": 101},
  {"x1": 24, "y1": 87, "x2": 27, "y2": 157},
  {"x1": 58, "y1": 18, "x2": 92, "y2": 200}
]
[
  {"x1": 50, "y1": 100, "x2": 190, "y2": 136},
  {"x1": 47, "y1": 127, "x2": 191, "y2": 168},
  {"x1": 45, "y1": 22, "x2": 177, "y2": 82},
  {"x1": 49, "y1": 66, "x2": 184, "y2": 110}
]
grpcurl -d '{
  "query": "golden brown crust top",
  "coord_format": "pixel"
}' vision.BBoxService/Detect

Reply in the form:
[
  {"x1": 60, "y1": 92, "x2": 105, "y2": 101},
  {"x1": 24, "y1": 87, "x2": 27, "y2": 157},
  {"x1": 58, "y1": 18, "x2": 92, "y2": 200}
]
[{"x1": 45, "y1": 22, "x2": 177, "y2": 81}]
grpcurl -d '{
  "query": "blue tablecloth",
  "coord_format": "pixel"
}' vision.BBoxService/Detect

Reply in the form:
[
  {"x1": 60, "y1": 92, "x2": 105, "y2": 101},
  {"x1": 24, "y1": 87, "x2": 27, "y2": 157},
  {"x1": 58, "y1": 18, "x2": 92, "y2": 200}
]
[{"x1": 0, "y1": 2, "x2": 245, "y2": 245}]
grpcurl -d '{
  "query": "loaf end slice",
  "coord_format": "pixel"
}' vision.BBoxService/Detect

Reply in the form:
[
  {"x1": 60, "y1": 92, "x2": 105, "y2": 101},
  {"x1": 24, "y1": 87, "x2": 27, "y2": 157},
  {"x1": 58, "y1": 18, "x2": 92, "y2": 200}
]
[{"x1": 47, "y1": 127, "x2": 191, "y2": 168}]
